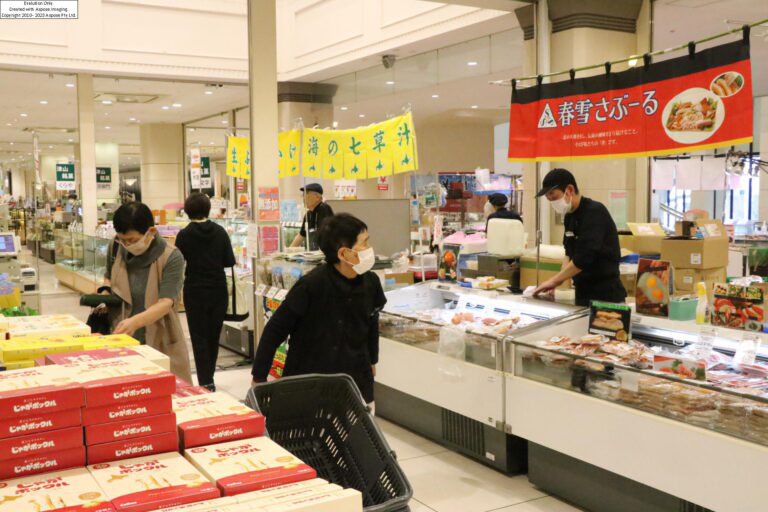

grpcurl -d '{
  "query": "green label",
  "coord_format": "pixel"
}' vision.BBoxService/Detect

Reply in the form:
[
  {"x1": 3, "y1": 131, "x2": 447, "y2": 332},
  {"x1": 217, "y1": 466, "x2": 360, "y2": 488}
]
[
  {"x1": 55, "y1": 164, "x2": 76, "y2": 191},
  {"x1": 590, "y1": 301, "x2": 631, "y2": 312},
  {"x1": 96, "y1": 167, "x2": 112, "y2": 184}
]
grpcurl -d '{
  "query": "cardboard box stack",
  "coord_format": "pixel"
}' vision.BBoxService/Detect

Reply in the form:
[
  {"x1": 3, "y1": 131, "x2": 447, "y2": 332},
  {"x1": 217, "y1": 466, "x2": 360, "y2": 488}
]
[
  {"x1": 45, "y1": 345, "x2": 170, "y2": 371},
  {"x1": 87, "y1": 452, "x2": 220, "y2": 512},
  {"x1": 183, "y1": 437, "x2": 316, "y2": 496},
  {"x1": 61, "y1": 356, "x2": 178, "y2": 465},
  {"x1": 173, "y1": 392, "x2": 265, "y2": 449},
  {"x1": 0, "y1": 365, "x2": 85, "y2": 480},
  {"x1": 621, "y1": 223, "x2": 666, "y2": 255},
  {"x1": 0, "y1": 467, "x2": 115, "y2": 512},
  {"x1": 661, "y1": 219, "x2": 729, "y2": 293}
]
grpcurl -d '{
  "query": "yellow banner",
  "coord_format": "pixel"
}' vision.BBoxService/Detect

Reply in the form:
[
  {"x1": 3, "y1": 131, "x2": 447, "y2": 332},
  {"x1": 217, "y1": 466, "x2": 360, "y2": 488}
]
[
  {"x1": 389, "y1": 112, "x2": 417, "y2": 174},
  {"x1": 323, "y1": 131, "x2": 344, "y2": 180},
  {"x1": 278, "y1": 132, "x2": 290, "y2": 178},
  {"x1": 301, "y1": 129, "x2": 323, "y2": 178},
  {"x1": 226, "y1": 136, "x2": 251, "y2": 179},
  {"x1": 285, "y1": 130, "x2": 301, "y2": 177}
]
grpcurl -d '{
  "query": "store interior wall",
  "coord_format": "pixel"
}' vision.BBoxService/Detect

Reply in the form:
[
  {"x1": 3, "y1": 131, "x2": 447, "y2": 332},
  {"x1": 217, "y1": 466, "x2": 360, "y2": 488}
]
[
  {"x1": 140, "y1": 123, "x2": 184, "y2": 209},
  {"x1": 417, "y1": 119, "x2": 495, "y2": 173}
]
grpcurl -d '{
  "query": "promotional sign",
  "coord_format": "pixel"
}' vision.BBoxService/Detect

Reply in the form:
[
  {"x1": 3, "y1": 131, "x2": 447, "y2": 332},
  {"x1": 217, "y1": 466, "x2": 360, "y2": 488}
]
[
  {"x1": 588, "y1": 301, "x2": 631, "y2": 341},
  {"x1": 635, "y1": 259, "x2": 671, "y2": 317},
  {"x1": 200, "y1": 157, "x2": 212, "y2": 189},
  {"x1": 279, "y1": 130, "x2": 301, "y2": 178},
  {"x1": 257, "y1": 187, "x2": 280, "y2": 221},
  {"x1": 55, "y1": 163, "x2": 75, "y2": 191},
  {"x1": 96, "y1": 167, "x2": 111, "y2": 191},
  {"x1": 226, "y1": 136, "x2": 251, "y2": 179},
  {"x1": 710, "y1": 282, "x2": 765, "y2": 331},
  {"x1": 190, "y1": 147, "x2": 201, "y2": 188},
  {"x1": 509, "y1": 40, "x2": 752, "y2": 161}
]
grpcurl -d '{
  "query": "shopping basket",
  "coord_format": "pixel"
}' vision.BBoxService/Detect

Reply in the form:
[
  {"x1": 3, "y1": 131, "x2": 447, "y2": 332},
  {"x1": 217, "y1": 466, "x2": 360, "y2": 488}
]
[{"x1": 245, "y1": 374, "x2": 412, "y2": 512}]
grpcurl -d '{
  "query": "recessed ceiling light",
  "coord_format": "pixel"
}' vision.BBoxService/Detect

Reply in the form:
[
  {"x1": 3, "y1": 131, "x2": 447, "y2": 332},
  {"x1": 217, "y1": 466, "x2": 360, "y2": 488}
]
[
  {"x1": 172, "y1": 103, "x2": 182, "y2": 108},
  {"x1": 48, "y1": 145, "x2": 53, "y2": 149},
  {"x1": 204, "y1": 91, "x2": 213, "y2": 96},
  {"x1": 5, "y1": 123, "x2": 10, "y2": 127},
  {"x1": 467, "y1": 61, "x2": 478, "y2": 67},
  {"x1": 65, "y1": 83, "x2": 75, "y2": 88},
  {"x1": 20, "y1": 113, "x2": 28, "y2": 117},
  {"x1": 340, "y1": 106, "x2": 348, "y2": 111},
  {"x1": 101, "y1": 100, "x2": 113, "y2": 105},
  {"x1": 385, "y1": 81, "x2": 395, "y2": 85},
  {"x1": 209, "y1": 141, "x2": 215, "y2": 145},
  {"x1": 129, "y1": 117, "x2": 136, "y2": 122},
  {"x1": 431, "y1": 94, "x2": 439, "y2": 99},
  {"x1": 9, "y1": 142, "x2": 13, "y2": 146},
  {"x1": 68, "y1": 138, "x2": 73, "y2": 142},
  {"x1": 189, "y1": 128, "x2": 196, "y2": 132},
  {"x1": 332, "y1": 121, "x2": 339, "y2": 128},
  {"x1": 162, "y1": 106, "x2": 170, "y2": 110},
  {"x1": 359, "y1": 114, "x2": 365, "y2": 118},
  {"x1": 39, "y1": 100, "x2": 48, "y2": 105},
  {"x1": 221, "y1": 120, "x2": 228, "y2": 124},
  {"x1": 471, "y1": 105, "x2": 479, "y2": 109},
  {"x1": 105, "y1": 126, "x2": 111, "y2": 130}
]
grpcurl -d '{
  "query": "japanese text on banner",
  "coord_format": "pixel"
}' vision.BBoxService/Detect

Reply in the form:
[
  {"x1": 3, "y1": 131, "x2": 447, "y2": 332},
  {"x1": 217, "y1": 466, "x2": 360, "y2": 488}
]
[{"x1": 226, "y1": 136, "x2": 251, "y2": 179}]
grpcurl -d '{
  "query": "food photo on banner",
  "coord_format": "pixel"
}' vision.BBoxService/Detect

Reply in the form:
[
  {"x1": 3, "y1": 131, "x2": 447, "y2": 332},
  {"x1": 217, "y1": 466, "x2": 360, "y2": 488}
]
[{"x1": 508, "y1": 38, "x2": 753, "y2": 161}]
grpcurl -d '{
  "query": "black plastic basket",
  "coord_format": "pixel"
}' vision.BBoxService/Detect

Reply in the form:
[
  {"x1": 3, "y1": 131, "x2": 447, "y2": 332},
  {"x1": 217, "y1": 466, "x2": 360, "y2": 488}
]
[{"x1": 246, "y1": 374, "x2": 412, "y2": 512}]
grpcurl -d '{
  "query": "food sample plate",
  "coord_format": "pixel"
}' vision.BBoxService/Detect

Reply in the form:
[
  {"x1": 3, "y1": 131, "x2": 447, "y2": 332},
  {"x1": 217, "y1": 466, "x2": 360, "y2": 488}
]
[
  {"x1": 0, "y1": 468, "x2": 114, "y2": 512},
  {"x1": 173, "y1": 392, "x2": 264, "y2": 448}
]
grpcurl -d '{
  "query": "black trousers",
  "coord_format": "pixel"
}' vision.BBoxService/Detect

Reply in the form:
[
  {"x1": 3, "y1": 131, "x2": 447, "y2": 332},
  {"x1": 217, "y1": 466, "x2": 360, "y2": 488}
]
[
  {"x1": 575, "y1": 277, "x2": 627, "y2": 307},
  {"x1": 184, "y1": 285, "x2": 228, "y2": 387}
]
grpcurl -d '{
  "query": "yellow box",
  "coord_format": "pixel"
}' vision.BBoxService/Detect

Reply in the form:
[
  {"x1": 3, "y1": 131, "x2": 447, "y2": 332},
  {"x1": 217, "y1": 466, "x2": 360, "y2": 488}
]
[
  {"x1": 77, "y1": 334, "x2": 141, "y2": 350},
  {"x1": 0, "y1": 338, "x2": 84, "y2": 362},
  {"x1": 3, "y1": 359, "x2": 35, "y2": 370}
]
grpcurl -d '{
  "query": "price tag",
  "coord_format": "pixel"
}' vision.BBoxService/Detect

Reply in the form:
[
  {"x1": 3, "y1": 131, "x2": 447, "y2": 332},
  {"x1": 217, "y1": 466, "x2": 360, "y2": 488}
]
[
  {"x1": 266, "y1": 287, "x2": 279, "y2": 299},
  {"x1": 690, "y1": 253, "x2": 702, "y2": 265},
  {"x1": 255, "y1": 284, "x2": 267, "y2": 296},
  {"x1": 275, "y1": 289, "x2": 289, "y2": 301}
]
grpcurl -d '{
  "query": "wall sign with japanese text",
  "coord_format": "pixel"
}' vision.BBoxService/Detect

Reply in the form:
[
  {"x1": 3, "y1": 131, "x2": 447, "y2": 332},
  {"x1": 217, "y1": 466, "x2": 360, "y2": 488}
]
[
  {"x1": 55, "y1": 163, "x2": 76, "y2": 191},
  {"x1": 96, "y1": 167, "x2": 112, "y2": 190},
  {"x1": 226, "y1": 136, "x2": 251, "y2": 179},
  {"x1": 508, "y1": 40, "x2": 752, "y2": 161}
]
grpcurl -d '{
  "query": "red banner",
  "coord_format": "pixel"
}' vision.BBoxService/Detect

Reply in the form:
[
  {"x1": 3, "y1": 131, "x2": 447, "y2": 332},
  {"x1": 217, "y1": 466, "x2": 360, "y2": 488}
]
[{"x1": 508, "y1": 40, "x2": 753, "y2": 161}]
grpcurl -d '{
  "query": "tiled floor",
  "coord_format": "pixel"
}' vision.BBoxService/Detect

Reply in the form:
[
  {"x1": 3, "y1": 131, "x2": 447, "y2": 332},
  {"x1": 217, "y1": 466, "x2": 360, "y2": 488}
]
[{"x1": 25, "y1": 252, "x2": 583, "y2": 512}]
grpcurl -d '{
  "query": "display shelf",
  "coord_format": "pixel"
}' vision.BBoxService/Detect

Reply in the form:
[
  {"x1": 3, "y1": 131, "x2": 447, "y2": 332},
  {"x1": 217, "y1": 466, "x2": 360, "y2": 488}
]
[{"x1": 54, "y1": 230, "x2": 107, "y2": 294}]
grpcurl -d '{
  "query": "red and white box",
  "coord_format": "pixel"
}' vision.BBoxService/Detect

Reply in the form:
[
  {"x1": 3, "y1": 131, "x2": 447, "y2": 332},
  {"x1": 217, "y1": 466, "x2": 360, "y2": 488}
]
[
  {"x1": 62, "y1": 356, "x2": 175, "y2": 408},
  {"x1": 82, "y1": 396, "x2": 172, "y2": 426},
  {"x1": 259, "y1": 489, "x2": 362, "y2": 512},
  {"x1": 154, "y1": 497, "x2": 237, "y2": 512},
  {"x1": 0, "y1": 446, "x2": 85, "y2": 480},
  {"x1": 85, "y1": 413, "x2": 176, "y2": 446},
  {"x1": 87, "y1": 452, "x2": 221, "y2": 512},
  {"x1": 172, "y1": 386, "x2": 211, "y2": 399},
  {"x1": 232, "y1": 481, "x2": 341, "y2": 508},
  {"x1": 0, "y1": 467, "x2": 115, "y2": 512},
  {"x1": 0, "y1": 407, "x2": 81, "y2": 439},
  {"x1": 0, "y1": 365, "x2": 83, "y2": 418},
  {"x1": 46, "y1": 346, "x2": 171, "y2": 371},
  {"x1": 173, "y1": 392, "x2": 265, "y2": 448},
  {"x1": 86, "y1": 431, "x2": 179, "y2": 465},
  {"x1": 234, "y1": 479, "x2": 330, "y2": 504},
  {"x1": 183, "y1": 438, "x2": 316, "y2": 496},
  {"x1": 0, "y1": 425, "x2": 83, "y2": 459}
]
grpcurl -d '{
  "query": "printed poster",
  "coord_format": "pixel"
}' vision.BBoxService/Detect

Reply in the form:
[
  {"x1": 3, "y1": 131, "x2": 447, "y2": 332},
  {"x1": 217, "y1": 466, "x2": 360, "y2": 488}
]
[
  {"x1": 635, "y1": 259, "x2": 671, "y2": 318},
  {"x1": 257, "y1": 187, "x2": 280, "y2": 221}
]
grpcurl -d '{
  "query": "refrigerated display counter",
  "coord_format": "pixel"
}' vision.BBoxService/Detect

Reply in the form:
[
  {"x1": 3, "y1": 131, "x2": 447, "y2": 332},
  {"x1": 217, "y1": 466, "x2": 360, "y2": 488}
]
[
  {"x1": 505, "y1": 313, "x2": 768, "y2": 512},
  {"x1": 375, "y1": 282, "x2": 585, "y2": 472}
]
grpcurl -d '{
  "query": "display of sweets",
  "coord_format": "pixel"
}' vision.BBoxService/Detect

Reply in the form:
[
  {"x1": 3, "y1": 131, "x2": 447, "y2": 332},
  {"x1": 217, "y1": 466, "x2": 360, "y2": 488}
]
[
  {"x1": 172, "y1": 392, "x2": 264, "y2": 449},
  {"x1": 0, "y1": 468, "x2": 114, "y2": 512}
]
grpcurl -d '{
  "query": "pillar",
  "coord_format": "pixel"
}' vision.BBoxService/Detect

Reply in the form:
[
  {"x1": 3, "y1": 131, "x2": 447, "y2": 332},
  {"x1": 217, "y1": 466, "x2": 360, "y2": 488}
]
[
  {"x1": 757, "y1": 96, "x2": 768, "y2": 222},
  {"x1": 139, "y1": 123, "x2": 184, "y2": 209},
  {"x1": 77, "y1": 74, "x2": 98, "y2": 235},
  {"x1": 95, "y1": 143, "x2": 120, "y2": 202}
]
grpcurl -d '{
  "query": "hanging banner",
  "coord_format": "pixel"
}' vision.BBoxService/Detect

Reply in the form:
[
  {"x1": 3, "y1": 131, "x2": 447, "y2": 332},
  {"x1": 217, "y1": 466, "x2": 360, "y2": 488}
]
[
  {"x1": 301, "y1": 129, "x2": 324, "y2": 179},
  {"x1": 55, "y1": 164, "x2": 76, "y2": 191},
  {"x1": 190, "y1": 146, "x2": 202, "y2": 188},
  {"x1": 285, "y1": 131, "x2": 301, "y2": 177},
  {"x1": 199, "y1": 157, "x2": 212, "y2": 189},
  {"x1": 226, "y1": 136, "x2": 251, "y2": 179},
  {"x1": 96, "y1": 167, "x2": 111, "y2": 191},
  {"x1": 508, "y1": 40, "x2": 753, "y2": 162}
]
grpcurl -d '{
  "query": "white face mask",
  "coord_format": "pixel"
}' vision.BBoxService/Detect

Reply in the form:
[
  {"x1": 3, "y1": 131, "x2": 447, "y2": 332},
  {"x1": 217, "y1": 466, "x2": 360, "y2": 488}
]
[
  {"x1": 123, "y1": 231, "x2": 153, "y2": 256},
  {"x1": 550, "y1": 192, "x2": 572, "y2": 215},
  {"x1": 346, "y1": 247, "x2": 375, "y2": 275}
]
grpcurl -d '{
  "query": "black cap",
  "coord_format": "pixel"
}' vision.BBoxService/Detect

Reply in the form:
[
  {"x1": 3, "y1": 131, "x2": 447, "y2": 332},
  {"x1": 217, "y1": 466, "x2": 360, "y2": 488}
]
[
  {"x1": 488, "y1": 193, "x2": 508, "y2": 207},
  {"x1": 300, "y1": 183, "x2": 323, "y2": 195},
  {"x1": 536, "y1": 168, "x2": 577, "y2": 197}
]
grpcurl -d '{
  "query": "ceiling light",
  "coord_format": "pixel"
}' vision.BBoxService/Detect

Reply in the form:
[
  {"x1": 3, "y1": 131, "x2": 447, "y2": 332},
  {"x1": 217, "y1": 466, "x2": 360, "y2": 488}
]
[
  {"x1": 172, "y1": 103, "x2": 182, "y2": 108},
  {"x1": 101, "y1": 100, "x2": 113, "y2": 105},
  {"x1": 9, "y1": 142, "x2": 13, "y2": 146},
  {"x1": 471, "y1": 105, "x2": 479, "y2": 109},
  {"x1": 340, "y1": 106, "x2": 348, "y2": 111},
  {"x1": 162, "y1": 106, "x2": 170, "y2": 110},
  {"x1": 48, "y1": 145, "x2": 53, "y2": 149},
  {"x1": 68, "y1": 138, "x2": 73, "y2": 142},
  {"x1": 385, "y1": 81, "x2": 395, "y2": 85},
  {"x1": 105, "y1": 126, "x2": 111, "y2": 130},
  {"x1": 467, "y1": 61, "x2": 478, "y2": 66},
  {"x1": 432, "y1": 94, "x2": 439, "y2": 99},
  {"x1": 5, "y1": 123, "x2": 10, "y2": 127},
  {"x1": 129, "y1": 117, "x2": 136, "y2": 122},
  {"x1": 221, "y1": 120, "x2": 228, "y2": 124},
  {"x1": 628, "y1": 58, "x2": 638, "y2": 67},
  {"x1": 359, "y1": 114, "x2": 365, "y2": 118},
  {"x1": 20, "y1": 113, "x2": 28, "y2": 117},
  {"x1": 189, "y1": 128, "x2": 196, "y2": 132},
  {"x1": 332, "y1": 121, "x2": 339, "y2": 128},
  {"x1": 39, "y1": 100, "x2": 48, "y2": 105},
  {"x1": 204, "y1": 91, "x2": 213, "y2": 96},
  {"x1": 209, "y1": 141, "x2": 215, "y2": 145},
  {"x1": 65, "y1": 83, "x2": 75, "y2": 88}
]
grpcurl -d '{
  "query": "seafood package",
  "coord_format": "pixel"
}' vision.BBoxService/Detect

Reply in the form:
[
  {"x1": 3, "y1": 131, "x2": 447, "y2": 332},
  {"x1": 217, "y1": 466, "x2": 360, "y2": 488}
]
[
  {"x1": 710, "y1": 283, "x2": 765, "y2": 331},
  {"x1": 173, "y1": 392, "x2": 265, "y2": 449},
  {"x1": 86, "y1": 431, "x2": 178, "y2": 465},
  {"x1": 0, "y1": 468, "x2": 114, "y2": 512},
  {"x1": 530, "y1": 334, "x2": 653, "y2": 370},
  {"x1": 84, "y1": 413, "x2": 177, "y2": 446},
  {"x1": 183, "y1": 438, "x2": 316, "y2": 496},
  {"x1": 87, "y1": 452, "x2": 220, "y2": 512},
  {"x1": 61, "y1": 356, "x2": 176, "y2": 408}
]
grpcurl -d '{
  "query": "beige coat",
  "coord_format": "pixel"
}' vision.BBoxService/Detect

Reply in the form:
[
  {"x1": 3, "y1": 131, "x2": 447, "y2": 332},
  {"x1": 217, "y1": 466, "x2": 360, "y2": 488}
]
[{"x1": 110, "y1": 243, "x2": 193, "y2": 383}]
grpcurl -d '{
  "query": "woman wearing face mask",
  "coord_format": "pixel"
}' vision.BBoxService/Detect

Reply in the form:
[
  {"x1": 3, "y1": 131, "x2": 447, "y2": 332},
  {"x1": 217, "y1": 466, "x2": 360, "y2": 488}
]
[
  {"x1": 532, "y1": 168, "x2": 625, "y2": 307},
  {"x1": 101, "y1": 202, "x2": 192, "y2": 382},
  {"x1": 251, "y1": 213, "x2": 386, "y2": 404}
]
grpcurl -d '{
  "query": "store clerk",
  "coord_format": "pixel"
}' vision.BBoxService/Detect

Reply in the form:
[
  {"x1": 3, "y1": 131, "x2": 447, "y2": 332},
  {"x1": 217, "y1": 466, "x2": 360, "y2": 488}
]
[
  {"x1": 533, "y1": 168, "x2": 625, "y2": 307},
  {"x1": 290, "y1": 183, "x2": 334, "y2": 251},
  {"x1": 252, "y1": 213, "x2": 386, "y2": 404}
]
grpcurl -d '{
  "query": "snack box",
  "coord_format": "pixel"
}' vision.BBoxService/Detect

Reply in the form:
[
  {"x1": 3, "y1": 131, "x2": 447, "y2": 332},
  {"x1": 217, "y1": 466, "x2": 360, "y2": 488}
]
[
  {"x1": 233, "y1": 482, "x2": 342, "y2": 508},
  {"x1": 173, "y1": 386, "x2": 212, "y2": 399},
  {"x1": 0, "y1": 365, "x2": 84, "y2": 417},
  {"x1": 85, "y1": 413, "x2": 176, "y2": 446},
  {"x1": 62, "y1": 356, "x2": 175, "y2": 408},
  {"x1": 46, "y1": 348, "x2": 141, "y2": 366},
  {"x1": 0, "y1": 337, "x2": 84, "y2": 362},
  {"x1": 86, "y1": 431, "x2": 178, "y2": 465},
  {"x1": 6, "y1": 315, "x2": 90, "y2": 338},
  {"x1": 173, "y1": 392, "x2": 265, "y2": 448},
  {"x1": 0, "y1": 467, "x2": 115, "y2": 512},
  {"x1": 76, "y1": 335, "x2": 141, "y2": 351},
  {"x1": 3, "y1": 360, "x2": 35, "y2": 370},
  {"x1": 33, "y1": 358, "x2": 46, "y2": 367},
  {"x1": 183, "y1": 438, "x2": 316, "y2": 496},
  {"x1": 156, "y1": 497, "x2": 237, "y2": 512},
  {"x1": 175, "y1": 377, "x2": 193, "y2": 389},
  {"x1": 87, "y1": 452, "x2": 221, "y2": 512},
  {"x1": 0, "y1": 426, "x2": 83, "y2": 459},
  {"x1": 0, "y1": 446, "x2": 85, "y2": 480},
  {"x1": 82, "y1": 396, "x2": 173, "y2": 426},
  {"x1": 0, "y1": 407, "x2": 81, "y2": 439},
  {"x1": 233, "y1": 479, "x2": 329, "y2": 504},
  {"x1": 255, "y1": 489, "x2": 362, "y2": 512}
]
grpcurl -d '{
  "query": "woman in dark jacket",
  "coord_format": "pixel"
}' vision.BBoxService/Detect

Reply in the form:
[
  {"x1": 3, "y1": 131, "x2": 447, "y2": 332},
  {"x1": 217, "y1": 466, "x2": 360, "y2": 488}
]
[{"x1": 175, "y1": 193, "x2": 236, "y2": 391}]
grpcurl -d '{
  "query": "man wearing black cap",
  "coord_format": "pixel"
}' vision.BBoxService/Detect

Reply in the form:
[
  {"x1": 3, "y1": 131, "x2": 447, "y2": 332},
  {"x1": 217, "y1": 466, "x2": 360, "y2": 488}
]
[
  {"x1": 533, "y1": 168, "x2": 625, "y2": 306},
  {"x1": 485, "y1": 193, "x2": 522, "y2": 232},
  {"x1": 291, "y1": 183, "x2": 334, "y2": 250}
]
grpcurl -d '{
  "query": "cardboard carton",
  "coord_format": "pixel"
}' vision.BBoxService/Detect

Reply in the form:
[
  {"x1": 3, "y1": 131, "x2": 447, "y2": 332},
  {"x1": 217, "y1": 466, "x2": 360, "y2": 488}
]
[
  {"x1": 234, "y1": 479, "x2": 330, "y2": 504},
  {"x1": 62, "y1": 356, "x2": 175, "y2": 408},
  {"x1": 183, "y1": 438, "x2": 316, "y2": 496},
  {"x1": 6, "y1": 315, "x2": 90, "y2": 338},
  {"x1": 0, "y1": 446, "x2": 85, "y2": 480},
  {"x1": 85, "y1": 413, "x2": 176, "y2": 446},
  {"x1": 173, "y1": 392, "x2": 265, "y2": 449},
  {"x1": 259, "y1": 489, "x2": 362, "y2": 512},
  {"x1": 0, "y1": 407, "x2": 81, "y2": 439},
  {"x1": 2, "y1": 360, "x2": 35, "y2": 370},
  {"x1": 82, "y1": 396, "x2": 173, "y2": 426},
  {"x1": 0, "y1": 365, "x2": 83, "y2": 418},
  {"x1": 86, "y1": 431, "x2": 178, "y2": 465},
  {"x1": 87, "y1": 452, "x2": 220, "y2": 512},
  {"x1": 0, "y1": 467, "x2": 115, "y2": 512},
  {"x1": 46, "y1": 346, "x2": 170, "y2": 372},
  {"x1": 154, "y1": 497, "x2": 237, "y2": 512},
  {"x1": 77, "y1": 335, "x2": 140, "y2": 351},
  {"x1": 661, "y1": 220, "x2": 729, "y2": 270},
  {"x1": 0, "y1": 426, "x2": 83, "y2": 459},
  {"x1": 626, "y1": 223, "x2": 666, "y2": 254},
  {"x1": 673, "y1": 267, "x2": 727, "y2": 293},
  {"x1": 520, "y1": 256, "x2": 569, "y2": 289}
]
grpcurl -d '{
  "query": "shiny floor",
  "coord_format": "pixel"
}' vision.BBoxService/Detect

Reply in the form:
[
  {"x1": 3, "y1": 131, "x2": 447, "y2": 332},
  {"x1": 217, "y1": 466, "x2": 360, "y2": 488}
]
[{"x1": 27, "y1": 252, "x2": 582, "y2": 512}]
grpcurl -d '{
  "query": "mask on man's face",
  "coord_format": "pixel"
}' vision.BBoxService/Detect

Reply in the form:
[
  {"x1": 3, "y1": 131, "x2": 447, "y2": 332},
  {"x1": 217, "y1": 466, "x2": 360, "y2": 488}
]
[{"x1": 550, "y1": 190, "x2": 572, "y2": 215}]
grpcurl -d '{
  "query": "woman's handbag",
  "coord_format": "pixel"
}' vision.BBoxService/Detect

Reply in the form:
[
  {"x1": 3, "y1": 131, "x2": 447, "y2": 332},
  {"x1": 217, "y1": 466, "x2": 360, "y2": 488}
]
[{"x1": 224, "y1": 267, "x2": 249, "y2": 322}]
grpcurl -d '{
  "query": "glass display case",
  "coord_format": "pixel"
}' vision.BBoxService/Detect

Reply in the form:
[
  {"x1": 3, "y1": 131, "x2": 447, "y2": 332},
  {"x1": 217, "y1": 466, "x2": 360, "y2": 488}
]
[
  {"x1": 213, "y1": 218, "x2": 250, "y2": 272},
  {"x1": 82, "y1": 235, "x2": 110, "y2": 281},
  {"x1": 54, "y1": 229, "x2": 84, "y2": 271},
  {"x1": 54, "y1": 230, "x2": 107, "y2": 294}
]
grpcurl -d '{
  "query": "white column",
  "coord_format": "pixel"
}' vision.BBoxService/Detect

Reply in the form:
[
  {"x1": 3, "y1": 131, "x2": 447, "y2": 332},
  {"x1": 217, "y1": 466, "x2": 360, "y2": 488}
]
[
  {"x1": 139, "y1": 123, "x2": 184, "y2": 209},
  {"x1": 535, "y1": 0, "x2": 551, "y2": 245},
  {"x1": 77, "y1": 73, "x2": 98, "y2": 234}
]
